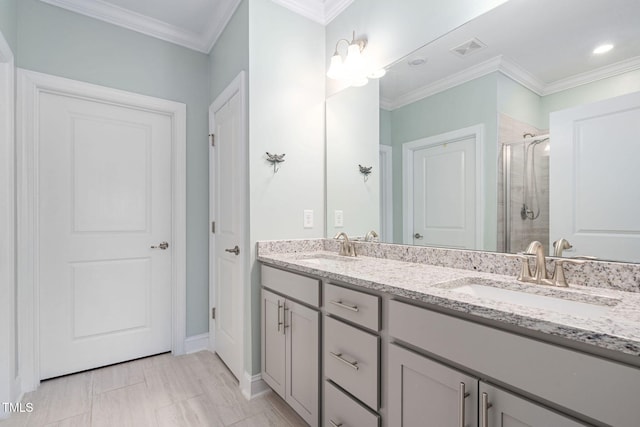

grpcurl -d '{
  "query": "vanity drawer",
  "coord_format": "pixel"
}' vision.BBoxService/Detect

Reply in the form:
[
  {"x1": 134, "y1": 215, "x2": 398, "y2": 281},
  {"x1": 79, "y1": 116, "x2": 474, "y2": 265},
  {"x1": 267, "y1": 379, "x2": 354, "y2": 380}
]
[
  {"x1": 324, "y1": 316, "x2": 379, "y2": 410},
  {"x1": 261, "y1": 265, "x2": 320, "y2": 307},
  {"x1": 325, "y1": 380, "x2": 380, "y2": 427},
  {"x1": 324, "y1": 283, "x2": 380, "y2": 331}
]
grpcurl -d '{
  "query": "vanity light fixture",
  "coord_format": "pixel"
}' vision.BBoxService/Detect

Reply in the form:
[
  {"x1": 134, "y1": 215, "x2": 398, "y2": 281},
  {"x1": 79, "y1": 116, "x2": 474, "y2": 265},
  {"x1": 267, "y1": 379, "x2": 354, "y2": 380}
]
[
  {"x1": 593, "y1": 43, "x2": 614, "y2": 54},
  {"x1": 327, "y1": 31, "x2": 385, "y2": 87}
]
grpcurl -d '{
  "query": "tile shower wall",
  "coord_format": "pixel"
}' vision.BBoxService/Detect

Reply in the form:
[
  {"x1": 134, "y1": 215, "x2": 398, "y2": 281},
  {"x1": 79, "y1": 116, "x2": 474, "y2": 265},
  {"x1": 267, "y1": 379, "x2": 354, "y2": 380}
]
[{"x1": 497, "y1": 114, "x2": 549, "y2": 253}]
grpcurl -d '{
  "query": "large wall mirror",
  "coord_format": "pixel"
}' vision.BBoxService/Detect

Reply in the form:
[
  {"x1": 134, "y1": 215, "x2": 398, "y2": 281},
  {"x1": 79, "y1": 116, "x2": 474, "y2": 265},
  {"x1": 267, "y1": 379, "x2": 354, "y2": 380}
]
[{"x1": 326, "y1": 0, "x2": 640, "y2": 263}]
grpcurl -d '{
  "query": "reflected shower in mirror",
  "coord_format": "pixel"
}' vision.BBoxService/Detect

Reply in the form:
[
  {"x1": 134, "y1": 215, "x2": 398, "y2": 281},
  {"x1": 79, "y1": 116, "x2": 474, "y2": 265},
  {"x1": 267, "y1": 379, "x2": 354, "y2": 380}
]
[{"x1": 325, "y1": 0, "x2": 640, "y2": 262}]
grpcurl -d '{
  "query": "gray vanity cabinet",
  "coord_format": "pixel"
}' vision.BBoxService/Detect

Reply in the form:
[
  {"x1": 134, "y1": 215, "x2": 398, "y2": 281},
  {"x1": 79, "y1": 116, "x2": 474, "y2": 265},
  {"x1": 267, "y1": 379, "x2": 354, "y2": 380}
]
[
  {"x1": 389, "y1": 344, "x2": 584, "y2": 427},
  {"x1": 388, "y1": 344, "x2": 478, "y2": 427},
  {"x1": 262, "y1": 288, "x2": 286, "y2": 397},
  {"x1": 480, "y1": 383, "x2": 584, "y2": 427},
  {"x1": 261, "y1": 265, "x2": 321, "y2": 427}
]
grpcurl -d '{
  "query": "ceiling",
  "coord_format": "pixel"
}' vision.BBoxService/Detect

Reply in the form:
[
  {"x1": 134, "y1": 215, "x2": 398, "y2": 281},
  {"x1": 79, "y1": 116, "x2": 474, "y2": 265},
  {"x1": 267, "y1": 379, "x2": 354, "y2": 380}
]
[
  {"x1": 41, "y1": 0, "x2": 354, "y2": 53},
  {"x1": 381, "y1": 0, "x2": 640, "y2": 110}
]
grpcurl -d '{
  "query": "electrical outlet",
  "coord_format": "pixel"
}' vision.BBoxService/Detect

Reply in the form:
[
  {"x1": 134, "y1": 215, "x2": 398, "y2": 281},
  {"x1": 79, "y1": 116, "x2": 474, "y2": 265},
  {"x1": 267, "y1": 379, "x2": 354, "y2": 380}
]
[
  {"x1": 334, "y1": 210, "x2": 344, "y2": 227},
  {"x1": 303, "y1": 210, "x2": 314, "y2": 228}
]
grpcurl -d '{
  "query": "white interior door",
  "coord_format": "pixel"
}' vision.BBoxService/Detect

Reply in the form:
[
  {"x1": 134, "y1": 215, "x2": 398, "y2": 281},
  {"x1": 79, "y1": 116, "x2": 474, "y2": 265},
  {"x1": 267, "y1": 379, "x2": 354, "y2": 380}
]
[
  {"x1": 211, "y1": 78, "x2": 245, "y2": 381},
  {"x1": 550, "y1": 91, "x2": 640, "y2": 262},
  {"x1": 412, "y1": 136, "x2": 476, "y2": 248},
  {"x1": 38, "y1": 90, "x2": 173, "y2": 379}
]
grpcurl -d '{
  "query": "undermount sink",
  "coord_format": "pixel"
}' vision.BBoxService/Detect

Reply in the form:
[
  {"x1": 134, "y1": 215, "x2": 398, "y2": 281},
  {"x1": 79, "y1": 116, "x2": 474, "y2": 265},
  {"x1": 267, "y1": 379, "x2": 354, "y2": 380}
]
[
  {"x1": 451, "y1": 283, "x2": 617, "y2": 319},
  {"x1": 299, "y1": 253, "x2": 359, "y2": 266}
]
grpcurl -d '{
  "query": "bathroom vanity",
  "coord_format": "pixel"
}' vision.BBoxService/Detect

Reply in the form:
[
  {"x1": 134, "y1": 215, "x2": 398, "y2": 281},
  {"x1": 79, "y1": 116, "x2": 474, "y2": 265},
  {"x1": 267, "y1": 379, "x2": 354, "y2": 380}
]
[{"x1": 258, "y1": 239, "x2": 640, "y2": 427}]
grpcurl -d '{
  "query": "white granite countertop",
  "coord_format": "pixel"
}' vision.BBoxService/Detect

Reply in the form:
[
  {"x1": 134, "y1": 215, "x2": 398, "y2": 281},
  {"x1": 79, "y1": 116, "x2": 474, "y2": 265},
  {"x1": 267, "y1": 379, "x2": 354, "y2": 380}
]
[{"x1": 258, "y1": 250, "x2": 640, "y2": 358}]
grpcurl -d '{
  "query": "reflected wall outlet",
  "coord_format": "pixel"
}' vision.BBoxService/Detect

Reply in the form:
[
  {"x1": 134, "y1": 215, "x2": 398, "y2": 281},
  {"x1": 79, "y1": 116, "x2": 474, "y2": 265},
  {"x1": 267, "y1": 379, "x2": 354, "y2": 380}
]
[
  {"x1": 303, "y1": 210, "x2": 313, "y2": 228},
  {"x1": 334, "y1": 210, "x2": 344, "y2": 227}
]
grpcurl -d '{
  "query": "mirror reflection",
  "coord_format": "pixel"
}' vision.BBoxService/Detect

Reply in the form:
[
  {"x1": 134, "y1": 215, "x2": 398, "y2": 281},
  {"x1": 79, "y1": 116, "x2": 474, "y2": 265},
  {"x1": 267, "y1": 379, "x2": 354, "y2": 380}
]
[{"x1": 325, "y1": 0, "x2": 640, "y2": 263}]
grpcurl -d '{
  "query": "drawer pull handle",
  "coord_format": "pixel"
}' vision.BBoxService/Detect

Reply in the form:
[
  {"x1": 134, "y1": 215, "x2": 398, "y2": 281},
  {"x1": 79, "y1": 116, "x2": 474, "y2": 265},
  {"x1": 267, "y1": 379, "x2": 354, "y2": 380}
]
[
  {"x1": 329, "y1": 420, "x2": 343, "y2": 427},
  {"x1": 277, "y1": 300, "x2": 283, "y2": 333},
  {"x1": 330, "y1": 351, "x2": 359, "y2": 371},
  {"x1": 329, "y1": 300, "x2": 359, "y2": 312},
  {"x1": 459, "y1": 382, "x2": 470, "y2": 427},
  {"x1": 480, "y1": 392, "x2": 492, "y2": 427}
]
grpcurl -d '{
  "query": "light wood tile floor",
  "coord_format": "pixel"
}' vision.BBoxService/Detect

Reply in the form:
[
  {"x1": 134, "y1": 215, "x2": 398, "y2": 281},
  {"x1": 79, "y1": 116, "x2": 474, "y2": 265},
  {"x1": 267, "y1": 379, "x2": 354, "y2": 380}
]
[{"x1": 1, "y1": 351, "x2": 307, "y2": 427}]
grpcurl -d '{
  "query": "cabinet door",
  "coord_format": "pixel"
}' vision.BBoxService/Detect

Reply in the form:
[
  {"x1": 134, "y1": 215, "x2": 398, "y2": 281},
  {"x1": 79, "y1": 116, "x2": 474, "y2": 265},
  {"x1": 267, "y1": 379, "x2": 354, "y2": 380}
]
[
  {"x1": 389, "y1": 344, "x2": 478, "y2": 427},
  {"x1": 480, "y1": 383, "x2": 587, "y2": 427},
  {"x1": 261, "y1": 289, "x2": 286, "y2": 398},
  {"x1": 286, "y1": 298, "x2": 320, "y2": 427}
]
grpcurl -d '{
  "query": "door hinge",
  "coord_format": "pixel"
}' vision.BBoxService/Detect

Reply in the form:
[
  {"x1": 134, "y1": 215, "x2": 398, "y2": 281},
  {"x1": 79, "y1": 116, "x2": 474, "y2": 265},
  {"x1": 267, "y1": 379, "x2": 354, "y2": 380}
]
[
  {"x1": 211, "y1": 221, "x2": 215, "y2": 233},
  {"x1": 212, "y1": 307, "x2": 216, "y2": 319},
  {"x1": 209, "y1": 133, "x2": 215, "y2": 147}
]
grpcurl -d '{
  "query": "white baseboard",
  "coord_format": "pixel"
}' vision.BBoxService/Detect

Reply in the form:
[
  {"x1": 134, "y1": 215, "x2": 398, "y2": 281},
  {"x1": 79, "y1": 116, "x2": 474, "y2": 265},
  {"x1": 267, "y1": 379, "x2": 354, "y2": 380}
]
[
  {"x1": 240, "y1": 371, "x2": 269, "y2": 400},
  {"x1": 184, "y1": 333, "x2": 209, "y2": 354}
]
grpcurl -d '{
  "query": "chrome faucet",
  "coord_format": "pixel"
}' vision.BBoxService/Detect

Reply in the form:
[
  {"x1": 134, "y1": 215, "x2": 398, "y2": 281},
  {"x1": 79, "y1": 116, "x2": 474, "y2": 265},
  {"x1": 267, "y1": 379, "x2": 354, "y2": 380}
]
[
  {"x1": 512, "y1": 239, "x2": 592, "y2": 287},
  {"x1": 334, "y1": 232, "x2": 357, "y2": 257},
  {"x1": 523, "y1": 241, "x2": 552, "y2": 285},
  {"x1": 364, "y1": 230, "x2": 379, "y2": 242}
]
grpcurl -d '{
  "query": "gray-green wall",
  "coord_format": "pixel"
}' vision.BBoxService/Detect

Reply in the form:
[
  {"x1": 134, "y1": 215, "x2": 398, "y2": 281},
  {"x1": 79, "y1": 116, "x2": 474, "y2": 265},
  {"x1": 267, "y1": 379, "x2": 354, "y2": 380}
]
[
  {"x1": 0, "y1": 0, "x2": 17, "y2": 53},
  {"x1": 209, "y1": 0, "x2": 249, "y2": 102},
  {"x1": 17, "y1": 0, "x2": 211, "y2": 337}
]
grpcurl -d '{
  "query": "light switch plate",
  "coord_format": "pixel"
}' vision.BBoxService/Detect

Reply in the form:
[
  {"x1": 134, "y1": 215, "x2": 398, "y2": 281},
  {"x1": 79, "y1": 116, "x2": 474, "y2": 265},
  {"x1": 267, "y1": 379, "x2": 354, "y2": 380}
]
[
  {"x1": 334, "y1": 210, "x2": 344, "y2": 227},
  {"x1": 303, "y1": 210, "x2": 314, "y2": 228}
]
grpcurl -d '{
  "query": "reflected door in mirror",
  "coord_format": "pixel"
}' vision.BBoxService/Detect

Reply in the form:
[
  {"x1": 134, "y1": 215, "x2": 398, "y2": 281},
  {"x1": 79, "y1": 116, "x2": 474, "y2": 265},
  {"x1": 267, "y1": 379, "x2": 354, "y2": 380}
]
[{"x1": 550, "y1": 91, "x2": 640, "y2": 263}]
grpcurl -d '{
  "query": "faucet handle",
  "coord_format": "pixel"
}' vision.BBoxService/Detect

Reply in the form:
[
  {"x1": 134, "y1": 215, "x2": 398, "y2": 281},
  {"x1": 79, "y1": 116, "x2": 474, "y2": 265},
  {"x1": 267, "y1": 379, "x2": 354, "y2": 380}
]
[
  {"x1": 505, "y1": 253, "x2": 533, "y2": 281},
  {"x1": 551, "y1": 258, "x2": 588, "y2": 287}
]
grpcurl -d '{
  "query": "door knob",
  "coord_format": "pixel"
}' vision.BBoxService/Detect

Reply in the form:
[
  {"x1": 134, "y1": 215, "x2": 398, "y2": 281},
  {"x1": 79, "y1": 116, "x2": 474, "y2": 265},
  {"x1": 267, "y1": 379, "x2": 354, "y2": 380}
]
[
  {"x1": 225, "y1": 245, "x2": 240, "y2": 256},
  {"x1": 414, "y1": 233, "x2": 424, "y2": 239},
  {"x1": 150, "y1": 241, "x2": 169, "y2": 250}
]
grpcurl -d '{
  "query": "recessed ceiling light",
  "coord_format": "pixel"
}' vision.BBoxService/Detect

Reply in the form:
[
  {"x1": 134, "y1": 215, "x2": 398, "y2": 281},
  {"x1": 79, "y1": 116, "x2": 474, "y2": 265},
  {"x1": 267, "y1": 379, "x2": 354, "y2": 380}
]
[
  {"x1": 408, "y1": 58, "x2": 426, "y2": 67},
  {"x1": 593, "y1": 44, "x2": 614, "y2": 54}
]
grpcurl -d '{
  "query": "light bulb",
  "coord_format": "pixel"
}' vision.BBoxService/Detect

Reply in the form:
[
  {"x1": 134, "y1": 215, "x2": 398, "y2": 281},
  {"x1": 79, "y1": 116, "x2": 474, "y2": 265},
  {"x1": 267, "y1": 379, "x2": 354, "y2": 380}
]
[
  {"x1": 344, "y1": 43, "x2": 365, "y2": 78},
  {"x1": 327, "y1": 53, "x2": 344, "y2": 79}
]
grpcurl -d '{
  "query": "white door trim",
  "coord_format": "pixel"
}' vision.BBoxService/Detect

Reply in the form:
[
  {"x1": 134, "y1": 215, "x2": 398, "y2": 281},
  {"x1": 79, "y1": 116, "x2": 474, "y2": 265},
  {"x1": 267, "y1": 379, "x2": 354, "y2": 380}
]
[
  {"x1": 208, "y1": 71, "x2": 248, "y2": 395},
  {"x1": 402, "y1": 124, "x2": 485, "y2": 246},
  {"x1": 0, "y1": 32, "x2": 18, "y2": 418},
  {"x1": 16, "y1": 68, "x2": 187, "y2": 392},
  {"x1": 379, "y1": 145, "x2": 393, "y2": 242}
]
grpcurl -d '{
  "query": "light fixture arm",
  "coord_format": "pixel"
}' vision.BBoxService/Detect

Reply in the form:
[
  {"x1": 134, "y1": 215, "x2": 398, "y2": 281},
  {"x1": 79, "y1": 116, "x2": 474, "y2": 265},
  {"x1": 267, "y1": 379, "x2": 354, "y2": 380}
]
[{"x1": 333, "y1": 31, "x2": 367, "y2": 56}]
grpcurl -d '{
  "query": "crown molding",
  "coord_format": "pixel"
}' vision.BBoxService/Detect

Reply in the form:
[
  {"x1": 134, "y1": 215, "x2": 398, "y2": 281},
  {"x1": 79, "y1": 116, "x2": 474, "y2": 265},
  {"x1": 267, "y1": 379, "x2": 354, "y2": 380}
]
[
  {"x1": 497, "y1": 58, "x2": 546, "y2": 95},
  {"x1": 542, "y1": 55, "x2": 640, "y2": 96},
  {"x1": 384, "y1": 56, "x2": 504, "y2": 110},
  {"x1": 270, "y1": 0, "x2": 324, "y2": 24},
  {"x1": 270, "y1": 0, "x2": 354, "y2": 25},
  {"x1": 205, "y1": 0, "x2": 242, "y2": 53},
  {"x1": 41, "y1": 0, "x2": 240, "y2": 53},
  {"x1": 383, "y1": 55, "x2": 640, "y2": 110},
  {"x1": 324, "y1": 0, "x2": 354, "y2": 23}
]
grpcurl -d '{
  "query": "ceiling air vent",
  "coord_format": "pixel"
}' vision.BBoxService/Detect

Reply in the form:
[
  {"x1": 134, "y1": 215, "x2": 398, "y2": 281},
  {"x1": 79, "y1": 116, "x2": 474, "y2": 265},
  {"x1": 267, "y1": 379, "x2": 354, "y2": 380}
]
[{"x1": 450, "y1": 38, "x2": 487, "y2": 57}]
